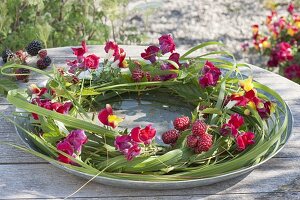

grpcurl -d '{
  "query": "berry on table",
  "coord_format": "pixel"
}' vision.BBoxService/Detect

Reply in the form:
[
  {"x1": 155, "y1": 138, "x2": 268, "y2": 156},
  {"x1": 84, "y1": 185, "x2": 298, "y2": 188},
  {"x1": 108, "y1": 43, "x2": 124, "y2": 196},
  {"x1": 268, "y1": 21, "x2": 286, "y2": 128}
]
[
  {"x1": 26, "y1": 40, "x2": 43, "y2": 56},
  {"x1": 162, "y1": 129, "x2": 180, "y2": 144},
  {"x1": 37, "y1": 56, "x2": 52, "y2": 69},
  {"x1": 173, "y1": 116, "x2": 190, "y2": 131},
  {"x1": 195, "y1": 134, "x2": 213, "y2": 153},
  {"x1": 2, "y1": 49, "x2": 14, "y2": 63},
  {"x1": 192, "y1": 120, "x2": 207, "y2": 136}
]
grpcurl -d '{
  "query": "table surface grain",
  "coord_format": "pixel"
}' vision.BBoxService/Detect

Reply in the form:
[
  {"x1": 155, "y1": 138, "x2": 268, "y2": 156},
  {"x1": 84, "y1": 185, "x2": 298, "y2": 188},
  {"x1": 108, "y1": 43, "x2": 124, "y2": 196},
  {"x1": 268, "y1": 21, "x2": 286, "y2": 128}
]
[{"x1": 0, "y1": 45, "x2": 300, "y2": 200}]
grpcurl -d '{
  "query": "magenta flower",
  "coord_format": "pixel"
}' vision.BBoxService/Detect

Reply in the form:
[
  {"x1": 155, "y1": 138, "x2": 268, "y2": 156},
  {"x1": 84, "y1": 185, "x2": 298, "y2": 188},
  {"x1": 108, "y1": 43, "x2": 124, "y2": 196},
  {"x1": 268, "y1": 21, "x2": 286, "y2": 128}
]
[
  {"x1": 66, "y1": 130, "x2": 88, "y2": 153},
  {"x1": 288, "y1": 3, "x2": 294, "y2": 14},
  {"x1": 276, "y1": 42, "x2": 293, "y2": 62},
  {"x1": 56, "y1": 140, "x2": 76, "y2": 164},
  {"x1": 284, "y1": 64, "x2": 300, "y2": 80},
  {"x1": 104, "y1": 41, "x2": 119, "y2": 56},
  {"x1": 71, "y1": 41, "x2": 87, "y2": 58},
  {"x1": 51, "y1": 101, "x2": 73, "y2": 114},
  {"x1": 220, "y1": 123, "x2": 238, "y2": 137},
  {"x1": 141, "y1": 45, "x2": 160, "y2": 63},
  {"x1": 84, "y1": 54, "x2": 100, "y2": 70},
  {"x1": 199, "y1": 61, "x2": 221, "y2": 88},
  {"x1": 114, "y1": 135, "x2": 133, "y2": 154},
  {"x1": 158, "y1": 34, "x2": 176, "y2": 54},
  {"x1": 236, "y1": 132, "x2": 255, "y2": 151},
  {"x1": 126, "y1": 144, "x2": 141, "y2": 161},
  {"x1": 130, "y1": 124, "x2": 156, "y2": 145}
]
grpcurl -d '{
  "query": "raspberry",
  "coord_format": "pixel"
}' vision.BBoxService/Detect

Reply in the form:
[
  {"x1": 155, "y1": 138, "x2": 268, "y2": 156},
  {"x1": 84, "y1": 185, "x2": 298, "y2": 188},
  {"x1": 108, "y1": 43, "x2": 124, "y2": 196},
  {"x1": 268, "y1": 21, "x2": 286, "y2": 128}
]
[
  {"x1": 152, "y1": 75, "x2": 161, "y2": 81},
  {"x1": 132, "y1": 68, "x2": 144, "y2": 82},
  {"x1": 186, "y1": 134, "x2": 198, "y2": 148},
  {"x1": 195, "y1": 134, "x2": 213, "y2": 153},
  {"x1": 162, "y1": 129, "x2": 179, "y2": 144},
  {"x1": 192, "y1": 120, "x2": 207, "y2": 136},
  {"x1": 173, "y1": 116, "x2": 190, "y2": 131},
  {"x1": 144, "y1": 72, "x2": 151, "y2": 81},
  {"x1": 2, "y1": 49, "x2": 14, "y2": 63},
  {"x1": 26, "y1": 40, "x2": 42, "y2": 56},
  {"x1": 38, "y1": 50, "x2": 48, "y2": 59}
]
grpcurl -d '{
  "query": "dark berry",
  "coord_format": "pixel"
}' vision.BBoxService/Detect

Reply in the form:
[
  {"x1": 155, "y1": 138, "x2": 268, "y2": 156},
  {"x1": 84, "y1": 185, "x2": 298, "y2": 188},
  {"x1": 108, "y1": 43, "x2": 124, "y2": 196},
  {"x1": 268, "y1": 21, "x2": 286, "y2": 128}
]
[
  {"x1": 2, "y1": 49, "x2": 14, "y2": 63},
  {"x1": 26, "y1": 40, "x2": 43, "y2": 56}
]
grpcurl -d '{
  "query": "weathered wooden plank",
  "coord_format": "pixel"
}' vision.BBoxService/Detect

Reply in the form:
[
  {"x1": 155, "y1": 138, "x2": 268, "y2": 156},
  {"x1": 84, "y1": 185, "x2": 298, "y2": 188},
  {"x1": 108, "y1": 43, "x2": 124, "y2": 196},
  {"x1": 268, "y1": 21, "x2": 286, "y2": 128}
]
[{"x1": 1, "y1": 157, "x2": 300, "y2": 199}]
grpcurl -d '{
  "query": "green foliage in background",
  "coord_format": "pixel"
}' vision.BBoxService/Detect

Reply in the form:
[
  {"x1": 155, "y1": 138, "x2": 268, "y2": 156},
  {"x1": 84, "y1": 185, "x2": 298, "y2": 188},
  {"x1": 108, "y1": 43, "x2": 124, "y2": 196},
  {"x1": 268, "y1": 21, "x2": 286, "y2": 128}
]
[{"x1": 0, "y1": 0, "x2": 149, "y2": 51}]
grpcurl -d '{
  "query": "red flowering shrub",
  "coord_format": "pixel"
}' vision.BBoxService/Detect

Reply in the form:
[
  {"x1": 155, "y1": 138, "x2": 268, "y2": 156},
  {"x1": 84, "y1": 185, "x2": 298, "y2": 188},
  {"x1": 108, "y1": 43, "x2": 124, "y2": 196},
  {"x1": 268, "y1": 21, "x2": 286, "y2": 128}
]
[{"x1": 246, "y1": 2, "x2": 300, "y2": 84}]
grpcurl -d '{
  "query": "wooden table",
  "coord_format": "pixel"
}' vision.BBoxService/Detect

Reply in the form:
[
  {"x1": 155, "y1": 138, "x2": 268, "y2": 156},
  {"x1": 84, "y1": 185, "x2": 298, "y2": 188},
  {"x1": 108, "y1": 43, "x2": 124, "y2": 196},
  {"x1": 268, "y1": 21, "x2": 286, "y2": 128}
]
[{"x1": 1, "y1": 45, "x2": 300, "y2": 199}]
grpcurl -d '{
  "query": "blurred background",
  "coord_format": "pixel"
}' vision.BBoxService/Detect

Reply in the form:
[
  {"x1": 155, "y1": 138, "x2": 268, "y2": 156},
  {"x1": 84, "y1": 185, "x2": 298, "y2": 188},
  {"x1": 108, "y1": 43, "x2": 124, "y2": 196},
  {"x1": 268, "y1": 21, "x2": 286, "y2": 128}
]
[{"x1": 0, "y1": 0, "x2": 298, "y2": 63}]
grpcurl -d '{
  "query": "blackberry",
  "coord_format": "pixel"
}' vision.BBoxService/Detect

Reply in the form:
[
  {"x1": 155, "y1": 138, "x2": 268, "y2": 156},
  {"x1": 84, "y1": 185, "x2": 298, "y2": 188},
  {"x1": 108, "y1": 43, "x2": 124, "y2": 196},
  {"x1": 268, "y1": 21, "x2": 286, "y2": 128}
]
[
  {"x1": 16, "y1": 68, "x2": 30, "y2": 82},
  {"x1": 2, "y1": 49, "x2": 14, "y2": 63},
  {"x1": 26, "y1": 40, "x2": 43, "y2": 56},
  {"x1": 36, "y1": 56, "x2": 52, "y2": 69}
]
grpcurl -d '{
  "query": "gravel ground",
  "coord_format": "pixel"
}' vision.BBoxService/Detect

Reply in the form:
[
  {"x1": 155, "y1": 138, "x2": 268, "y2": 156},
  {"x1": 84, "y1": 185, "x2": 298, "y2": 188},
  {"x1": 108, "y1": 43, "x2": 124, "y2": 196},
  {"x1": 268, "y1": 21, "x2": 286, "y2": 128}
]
[{"x1": 127, "y1": 0, "x2": 288, "y2": 65}]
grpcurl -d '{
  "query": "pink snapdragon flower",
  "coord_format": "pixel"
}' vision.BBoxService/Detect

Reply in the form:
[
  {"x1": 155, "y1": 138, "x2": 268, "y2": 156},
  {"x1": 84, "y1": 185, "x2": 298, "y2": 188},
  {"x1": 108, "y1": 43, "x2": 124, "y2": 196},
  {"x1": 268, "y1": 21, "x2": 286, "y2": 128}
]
[
  {"x1": 57, "y1": 140, "x2": 76, "y2": 164},
  {"x1": 66, "y1": 129, "x2": 88, "y2": 153},
  {"x1": 199, "y1": 61, "x2": 221, "y2": 88},
  {"x1": 158, "y1": 34, "x2": 176, "y2": 54},
  {"x1": 141, "y1": 45, "x2": 160, "y2": 63},
  {"x1": 56, "y1": 129, "x2": 88, "y2": 164},
  {"x1": 84, "y1": 54, "x2": 100, "y2": 70}
]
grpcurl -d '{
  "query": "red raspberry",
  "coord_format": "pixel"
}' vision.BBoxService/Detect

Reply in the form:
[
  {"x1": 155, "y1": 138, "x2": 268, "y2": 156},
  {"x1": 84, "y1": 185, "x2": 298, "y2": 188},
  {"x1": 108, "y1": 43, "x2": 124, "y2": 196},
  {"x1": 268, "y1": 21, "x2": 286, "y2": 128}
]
[
  {"x1": 38, "y1": 50, "x2": 47, "y2": 59},
  {"x1": 132, "y1": 68, "x2": 144, "y2": 82},
  {"x1": 162, "y1": 129, "x2": 179, "y2": 144},
  {"x1": 186, "y1": 134, "x2": 198, "y2": 148},
  {"x1": 152, "y1": 75, "x2": 161, "y2": 81},
  {"x1": 195, "y1": 134, "x2": 213, "y2": 153},
  {"x1": 192, "y1": 120, "x2": 207, "y2": 136},
  {"x1": 144, "y1": 71, "x2": 151, "y2": 81},
  {"x1": 173, "y1": 116, "x2": 190, "y2": 131}
]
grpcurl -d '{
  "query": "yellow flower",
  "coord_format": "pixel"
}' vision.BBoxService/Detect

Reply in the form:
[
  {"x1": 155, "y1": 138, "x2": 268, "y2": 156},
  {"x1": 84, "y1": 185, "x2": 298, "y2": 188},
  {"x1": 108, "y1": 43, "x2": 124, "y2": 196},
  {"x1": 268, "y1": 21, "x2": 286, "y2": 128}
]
[
  {"x1": 247, "y1": 101, "x2": 256, "y2": 110},
  {"x1": 262, "y1": 41, "x2": 271, "y2": 49},
  {"x1": 239, "y1": 77, "x2": 254, "y2": 92},
  {"x1": 108, "y1": 115, "x2": 124, "y2": 127},
  {"x1": 287, "y1": 28, "x2": 296, "y2": 36}
]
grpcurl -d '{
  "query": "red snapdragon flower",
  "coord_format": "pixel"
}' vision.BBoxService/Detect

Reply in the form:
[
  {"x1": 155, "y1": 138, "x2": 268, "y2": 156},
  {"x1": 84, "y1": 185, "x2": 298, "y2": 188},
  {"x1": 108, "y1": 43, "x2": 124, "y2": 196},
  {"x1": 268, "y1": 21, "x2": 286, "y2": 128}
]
[
  {"x1": 141, "y1": 45, "x2": 160, "y2": 63},
  {"x1": 158, "y1": 34, "x2": 176, "y2": 54},
  {"x1": 113, "y1": 48, "x2": 127, "y2": 68},
  {"x1": 199, "y1": 61, "x2": 221, "y2": 88},
  {"x1": 220, "y1": 113, "x2": 244, "y2": 137},
  {"x1": 236, "y1": 132, "x2": 255, "y2": 151},
  {"x1": 104, "y1": 41, "x2": 119, "y2": 56},
  {"x1": 71, "y1": 41, "x2": 87, "y2": 58},
  {"x1": 31, "y1": 99, "x2": 72, "y2": 120},
  {"x1": 228, "y1": 113, "x2": 244, "y2": 129},
  {"x1": 98, "y1": 104, "x2": 123, "y2": 128},
  {"x1": 84, "y1": 54, "x2": 100, "y2": 70},
  {"x1": 29, "y1": 84, "x2": 48, "y2": 97},
  {"x1": 160, "y1": 53, "x2": 181, "y2": 80},
  {"x1": 130, "y1": 124, "x2": 156, "y2": 145}
]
